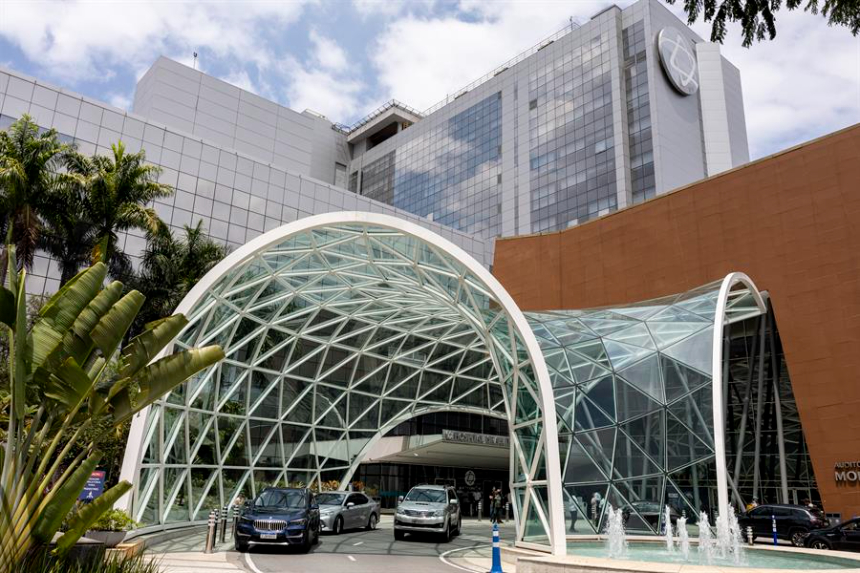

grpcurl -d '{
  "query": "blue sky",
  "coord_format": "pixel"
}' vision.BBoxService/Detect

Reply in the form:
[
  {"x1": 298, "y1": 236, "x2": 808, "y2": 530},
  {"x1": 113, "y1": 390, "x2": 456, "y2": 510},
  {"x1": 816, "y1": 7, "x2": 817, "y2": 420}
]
[{"x1": 0, "y1": 0, "x2": 857, "y2": 159}]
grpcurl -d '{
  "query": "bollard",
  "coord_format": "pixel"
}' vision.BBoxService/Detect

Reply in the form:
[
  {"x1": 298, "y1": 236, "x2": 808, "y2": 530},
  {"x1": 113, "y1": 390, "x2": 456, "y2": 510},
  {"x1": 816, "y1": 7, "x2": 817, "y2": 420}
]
[
  {"x1": 478, "y1": 501, "x2": 483, "y2": 522},
  {"x1": 219, "y1": 506, "x2": 228, "y2": 543},
  {"x1": 489, "y1": 522, "x2": 505, "y2": 573},
  {"x1": 772, "y1": 514, "x2": 778, "y2": 545},
  {"x1": 746, "y1": 526, "x2": 754, "y2": 546},
  {"x1": 205, "y1": 509, "x2": 217, "y2": 554},
  {"x1": 231, "y1": 505, "x2": 240, "y2": 537},
  {"x1": 505, "y1": 502, "x2": 510, "y2": 521}
]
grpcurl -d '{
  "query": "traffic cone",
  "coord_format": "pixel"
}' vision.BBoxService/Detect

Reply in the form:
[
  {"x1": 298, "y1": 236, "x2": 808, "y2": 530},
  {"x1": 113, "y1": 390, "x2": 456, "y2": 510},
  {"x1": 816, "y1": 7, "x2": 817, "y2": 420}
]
[{"x1": 489, "y1": 522, "x2": 505, "y2": 573}]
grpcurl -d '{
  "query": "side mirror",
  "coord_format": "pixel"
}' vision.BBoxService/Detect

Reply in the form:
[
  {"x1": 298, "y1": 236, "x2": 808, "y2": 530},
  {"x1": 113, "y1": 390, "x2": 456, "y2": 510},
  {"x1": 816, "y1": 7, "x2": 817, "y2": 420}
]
[
  {"x1": 311, "y1": 503, "x2": 319, "y2": 510},
  {"x1": 398, "y1": 496, "x2": 404, "y2": 503},
  {"x1": 346, "y1": 502, "x2": 355, "y2": 508},
  {"x1": 452, "y1": 498, "x2": 459, "y2": 504}
]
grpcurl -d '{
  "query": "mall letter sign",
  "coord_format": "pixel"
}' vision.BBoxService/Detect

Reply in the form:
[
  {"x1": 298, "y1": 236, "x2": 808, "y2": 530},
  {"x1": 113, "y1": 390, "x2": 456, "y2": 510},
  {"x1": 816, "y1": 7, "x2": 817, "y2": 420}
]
[{"x1": 834, "y1": 461, "x2": 860, "y2": 483}]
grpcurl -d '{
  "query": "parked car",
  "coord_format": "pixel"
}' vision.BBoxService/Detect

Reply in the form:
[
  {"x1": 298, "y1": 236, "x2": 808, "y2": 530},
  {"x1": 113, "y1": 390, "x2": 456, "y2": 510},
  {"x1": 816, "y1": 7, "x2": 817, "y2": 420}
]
[
  {"x1": 394, "y1": 484, "x2": 461, "y2": 541},
  {"x1": 804, "y1": 517, "x2": 860, "y2": 551},
  {"x1": 738, "y1": 504, "x2": 829, "y2": 547},
  {"x1": 316, "y1": 491, "x2": 380, "y2": 534},
  {"x1": 234, "y1": 487, "x2": 320, "y2": 553}
]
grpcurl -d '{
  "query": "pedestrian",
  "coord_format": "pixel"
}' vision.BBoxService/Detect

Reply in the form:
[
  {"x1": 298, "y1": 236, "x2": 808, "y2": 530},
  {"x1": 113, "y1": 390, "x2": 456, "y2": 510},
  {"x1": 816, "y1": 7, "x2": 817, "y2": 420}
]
[
  {"x1": 489, "y1": 490, "x2": 496, "y2": 523},
  {"x1": 494, "y1": 489, "x2": 503, "y2": 524}
]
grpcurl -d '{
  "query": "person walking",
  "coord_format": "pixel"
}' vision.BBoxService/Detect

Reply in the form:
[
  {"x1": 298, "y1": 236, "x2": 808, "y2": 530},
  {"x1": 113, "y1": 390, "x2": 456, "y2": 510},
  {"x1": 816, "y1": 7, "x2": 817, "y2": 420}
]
[
  {"x1": 489, "y1": 489, "x2": 496, "y2": 523},
  {"x1": 494, "y1": 490, "x2": 504, "y2": 524}
]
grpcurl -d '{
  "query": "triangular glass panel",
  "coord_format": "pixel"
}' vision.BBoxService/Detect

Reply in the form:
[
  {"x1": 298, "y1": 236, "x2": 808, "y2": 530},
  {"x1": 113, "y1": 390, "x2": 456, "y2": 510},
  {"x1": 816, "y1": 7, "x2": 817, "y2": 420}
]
[
  {"x1": 667, "y1": 384, "x2": 715, "y2": 448},
  {"x1": 661, "y1": 355, "x2": 710, "y2": 402},
  {"x1": 249, "y1": 420, "x2": 278, "y2": 466},
  {"x1": 661, "y1": 325, "x2": 714, "y2": 375},
  {"x1": 282, "y1": 423, "x2": 312, "y2": 465},
  {"x1": 563, "y1": 434, "x2": 608, "y2": 482},
  {"x1": 249, "y1": 370, "x2": 280, "y2": 419},
  {"x1": 620, "y1": 410, "x2": 664, "y2": 469},
  {"x1": 574, "y1": 428, "x2": 615, "y2": 477},
  {"x1": 612, "y1": 428, "x2": 663, "y2": 478},
  {"x1": 614, "y1": 376, "x2": 662, "y2": 422},
  {"x1": 603, "y1": 323, "x2": 656, "y2": 350},
  {"x1": 578, "y1": 375, "x2": 615, "y2": 420},
  {"x1": 603, "y1": 339, "x2": 653, "y2": 371},
  {"x1": 647, "y1": 320, "x2": 710, "y2": 351},
  {"x1": 569, "y1": 339, "x2": 611, "y2": 368},
  {"x1": 190, "y1": 414, "x2": 217, "y2": 465},
  {"x1": 220, "y1": 418, "x2": 249, "y2": 466},
  {"x1": 612, "y1": 476, "x2": 666, "y2": 534},
  {"x1": 282, "y1": 386, "x2": 313, "y2": 424},
  {"x1": 665, "y1": 408, "x2": 714, "y2": 471},
  {"x1": 574, "y1": 394, "x2": 614, "y2": 431},
  {"x1": 617, "y1": 353, "x2": 664, "y2": 403}
]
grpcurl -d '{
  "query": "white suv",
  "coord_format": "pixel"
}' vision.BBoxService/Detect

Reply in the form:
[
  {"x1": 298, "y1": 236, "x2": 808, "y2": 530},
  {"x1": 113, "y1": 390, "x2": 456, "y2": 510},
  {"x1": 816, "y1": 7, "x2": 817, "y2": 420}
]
[{"x1": 394, "y1": 484, "x2": 461, "y2": 541}]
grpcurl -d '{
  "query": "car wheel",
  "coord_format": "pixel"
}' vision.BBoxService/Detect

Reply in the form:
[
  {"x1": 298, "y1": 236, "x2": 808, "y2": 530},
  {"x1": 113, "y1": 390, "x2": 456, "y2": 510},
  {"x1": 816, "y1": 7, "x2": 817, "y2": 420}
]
[
  {"x1": 394, "y1": 529, "x2": 405, "y2": 541},
  {"x1": 235, "y1": 539, "x2": 249, "y2": 553},
  {"x1": 454, "y1": 517, "x2": 461, "y2": 536},
  {"x1": 811, "y1": 540, "x2": 831, "y2": 550},
  {"x1": 299, "y1": 531, "x2": 311, "y2": 554},
  {"x1": 333, "y1": 516, "x2": 344, "y2": 535},
  {"x1": 791, "y1": 529, "x2": 808, "y2": 547},
  {"x1": 442, "y1": 520, "x2": 452, "y2": 542},
  {"x1": 314, "y1": 526, "x2": 320, "y2": 545},
  {"x1": 367, "y1": 513, "x2": 378, "y2": 530}
]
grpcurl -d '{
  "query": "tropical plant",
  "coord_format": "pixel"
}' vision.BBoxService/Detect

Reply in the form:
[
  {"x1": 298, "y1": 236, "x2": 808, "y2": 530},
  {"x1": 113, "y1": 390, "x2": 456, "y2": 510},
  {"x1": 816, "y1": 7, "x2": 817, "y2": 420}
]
[
  {"x1": 0, "y1": 115, "x2": 77, "y2": 275},
  {"x1": 22, "y1": 548, "x2": 159, "y2": 573},
  {"x1": 38, "y1": 183, "x2": 97, "y2": 285},
  {"x1": 128, "y1": 221, "x2": 227, "y2": 337},
  {"x1": 68, "y1": 142, "x2": 172, "y2": 279},
  {"x1": 88, "y1": 509, "x2": 138, "y2": 532},
  {"x1": 0, "y1": 255, "x2": 224, "y2": 571}
]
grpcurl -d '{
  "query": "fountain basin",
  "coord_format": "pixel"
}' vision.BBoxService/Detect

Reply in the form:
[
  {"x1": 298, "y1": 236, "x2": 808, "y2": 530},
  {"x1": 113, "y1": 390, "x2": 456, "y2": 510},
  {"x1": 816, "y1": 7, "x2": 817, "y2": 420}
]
[{"x1": 512, "y1": 538, "x2": 860, "y2": 573}]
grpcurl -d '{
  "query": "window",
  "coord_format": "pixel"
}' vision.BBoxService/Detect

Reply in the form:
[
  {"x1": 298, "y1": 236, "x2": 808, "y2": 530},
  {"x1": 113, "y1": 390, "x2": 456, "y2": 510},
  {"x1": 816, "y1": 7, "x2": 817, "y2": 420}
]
[{"x1": 348, "y1": 493, "x2": 368, "y2": 505}]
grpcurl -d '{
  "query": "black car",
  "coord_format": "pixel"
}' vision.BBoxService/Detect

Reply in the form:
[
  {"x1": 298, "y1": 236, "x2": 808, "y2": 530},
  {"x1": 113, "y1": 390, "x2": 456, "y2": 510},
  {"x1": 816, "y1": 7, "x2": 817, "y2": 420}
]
[
  {"x1": 738, "y1": 504, "x2": 829, "y2": 547},
  {"x1": 622, "y1": 502, "x2": 681, "y2": 530},
  {"x1": 804, "y1": 518, "x2": 860, "y2": 551},
  {"x1": 234, "y1": 488, "x2": 320, "y2": 553}
]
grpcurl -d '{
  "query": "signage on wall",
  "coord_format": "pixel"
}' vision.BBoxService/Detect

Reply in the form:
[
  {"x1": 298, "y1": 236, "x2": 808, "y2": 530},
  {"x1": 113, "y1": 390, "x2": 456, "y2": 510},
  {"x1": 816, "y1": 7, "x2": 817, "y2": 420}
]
[
  {"x1": 657, "y1": 27, "x2": 699, "y2": 96},
  {"x1": 442, "y1": 429, "x2": 510, "y2": 448},
  {"x1": 465, "y1": 470, "x2": 476, "y2": 486},
  {"x1": 835, "y1": 461, "x2": 860, "y2": 483}
]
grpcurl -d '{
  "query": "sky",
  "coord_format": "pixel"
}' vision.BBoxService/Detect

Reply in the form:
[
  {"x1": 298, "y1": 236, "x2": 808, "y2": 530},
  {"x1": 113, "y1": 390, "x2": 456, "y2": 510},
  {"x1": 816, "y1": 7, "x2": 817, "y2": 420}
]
[{"x1": 0, "y1": 0, "x2": 858, "y2": 159}]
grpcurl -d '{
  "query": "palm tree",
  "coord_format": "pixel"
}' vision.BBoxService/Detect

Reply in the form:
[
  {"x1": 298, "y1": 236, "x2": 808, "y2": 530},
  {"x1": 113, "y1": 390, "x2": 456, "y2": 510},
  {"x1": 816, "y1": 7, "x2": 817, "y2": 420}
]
[
  {"x1": 0, "y1": 115, "x2": 76, "y2": 274},
  {"x1": 129, "y1": 220, "x2": 227, "y2": 336},
  {"x1": 37, "y1": 183, "x2": 96, "y2": 285},
  {"x1": 72, "y1": 141, "x2": 173, "y2": 279}
]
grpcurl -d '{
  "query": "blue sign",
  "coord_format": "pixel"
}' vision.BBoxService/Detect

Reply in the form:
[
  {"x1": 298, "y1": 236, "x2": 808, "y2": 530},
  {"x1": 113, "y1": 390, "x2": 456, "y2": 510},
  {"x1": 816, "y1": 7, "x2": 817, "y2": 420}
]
[{"x1": 79, "y1": 471, "x2": 106, "y2": 502}]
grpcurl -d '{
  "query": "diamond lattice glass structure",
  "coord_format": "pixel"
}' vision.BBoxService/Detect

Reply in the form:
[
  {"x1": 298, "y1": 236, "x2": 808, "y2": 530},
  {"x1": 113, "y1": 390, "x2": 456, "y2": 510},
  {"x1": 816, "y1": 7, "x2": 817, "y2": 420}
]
[{"x1": 120, "y1": 212, "x2": 766, "y2": 554}]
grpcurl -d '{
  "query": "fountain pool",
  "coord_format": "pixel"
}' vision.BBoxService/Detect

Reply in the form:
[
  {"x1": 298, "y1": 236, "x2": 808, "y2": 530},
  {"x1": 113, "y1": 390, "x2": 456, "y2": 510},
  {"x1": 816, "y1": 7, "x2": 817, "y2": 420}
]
[{"x1": 567, "y1": 541, "x2": 860, "y2": 570}]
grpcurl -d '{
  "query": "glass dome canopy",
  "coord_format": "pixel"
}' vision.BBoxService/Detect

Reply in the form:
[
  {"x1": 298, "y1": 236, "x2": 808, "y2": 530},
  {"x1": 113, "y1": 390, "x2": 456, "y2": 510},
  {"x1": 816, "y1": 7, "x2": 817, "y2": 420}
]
[
  {"x1": 119, "y1": 212, "x2": 766, "y2": 554},
  {"x1": 120, "y1": 212, "x2": 566, "y2": 553}
]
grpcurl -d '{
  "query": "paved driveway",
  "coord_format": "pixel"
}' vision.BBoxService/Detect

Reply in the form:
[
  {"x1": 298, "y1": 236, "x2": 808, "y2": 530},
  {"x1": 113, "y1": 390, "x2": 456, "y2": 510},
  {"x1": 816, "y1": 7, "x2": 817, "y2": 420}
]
[{"x1": 241, "y1": 516, "x2": 514, "y2": 573}]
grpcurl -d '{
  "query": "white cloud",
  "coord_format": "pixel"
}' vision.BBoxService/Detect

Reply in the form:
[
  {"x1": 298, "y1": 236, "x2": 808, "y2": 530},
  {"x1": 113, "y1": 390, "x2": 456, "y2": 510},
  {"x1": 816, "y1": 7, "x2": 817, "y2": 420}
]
[
  {"x1": 282, "y1": 58, "x2": 365, "y2": 120},
  {"x1": 309, "y1": 29, "x2": 348, "y2": 72},
  {"x1": 108, "y1": 92, "x2": 132, "y2": 111},
  {"x1": 221, "y1": 69, "x2": 258, "y2": 94},
  {"x1": 683, "y1": 10, "x2": 860, "y2": 158},
  {"x1": 370, "y1": 0, "x2": 859, "y2": 157},
  {"x1": 369, "y1": 1, "x2": 610, "y2": 111},
  {"x1": 0, "y1": 1, "x2": 309, "y2": 84}
]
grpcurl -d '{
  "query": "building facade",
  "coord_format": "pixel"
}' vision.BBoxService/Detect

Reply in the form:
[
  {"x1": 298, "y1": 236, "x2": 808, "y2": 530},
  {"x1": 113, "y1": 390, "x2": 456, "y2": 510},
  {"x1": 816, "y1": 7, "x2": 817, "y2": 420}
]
[{"x1": 492, "y1": 123, "x2": 860, "y2": 524}]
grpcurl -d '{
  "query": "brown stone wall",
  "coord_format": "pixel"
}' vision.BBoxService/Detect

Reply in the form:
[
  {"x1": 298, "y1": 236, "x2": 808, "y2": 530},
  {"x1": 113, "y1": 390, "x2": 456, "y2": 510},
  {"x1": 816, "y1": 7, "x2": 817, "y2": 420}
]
[{"x1": 493, "y1": 124, "x2": 860, "y2": 519}]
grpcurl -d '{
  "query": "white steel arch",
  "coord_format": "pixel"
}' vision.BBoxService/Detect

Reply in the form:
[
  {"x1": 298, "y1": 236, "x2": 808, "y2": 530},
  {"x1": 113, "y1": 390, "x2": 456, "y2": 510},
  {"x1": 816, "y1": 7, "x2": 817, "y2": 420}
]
[
  {"x1": 711, "y1": 272, "x2": 768, "y2": 517},
  {"x1": 119, "y1": 212, "x2": 566, "y2": 554}
]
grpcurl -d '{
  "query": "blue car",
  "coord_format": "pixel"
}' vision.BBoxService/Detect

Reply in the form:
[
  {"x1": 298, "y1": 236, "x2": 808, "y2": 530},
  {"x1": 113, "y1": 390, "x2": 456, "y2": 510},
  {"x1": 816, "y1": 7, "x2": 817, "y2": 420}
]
[{"x1": 234, "y1": 488, "x2": 320, "y2": 553}]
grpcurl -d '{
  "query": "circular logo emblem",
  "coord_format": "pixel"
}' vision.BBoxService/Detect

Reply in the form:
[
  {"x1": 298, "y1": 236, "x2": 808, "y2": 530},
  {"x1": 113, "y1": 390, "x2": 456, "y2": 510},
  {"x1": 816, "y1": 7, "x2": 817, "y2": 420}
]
[
  {"x1": 464, "y1": 470, "x2": 476, "y2": 486},
  {"x1": 657, "y1": 27, "x2": 699, "y2": 96}
]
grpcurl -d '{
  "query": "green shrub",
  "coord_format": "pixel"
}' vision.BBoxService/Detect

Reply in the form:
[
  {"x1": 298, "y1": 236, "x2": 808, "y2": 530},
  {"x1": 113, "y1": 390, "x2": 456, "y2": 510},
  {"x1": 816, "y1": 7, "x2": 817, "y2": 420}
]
[
  {"x1": 90, "y1": 510, "x2": 139, "y2": 533},
  {"x1": 22, "y1": 549, "x2": 159, "y2": 573}
]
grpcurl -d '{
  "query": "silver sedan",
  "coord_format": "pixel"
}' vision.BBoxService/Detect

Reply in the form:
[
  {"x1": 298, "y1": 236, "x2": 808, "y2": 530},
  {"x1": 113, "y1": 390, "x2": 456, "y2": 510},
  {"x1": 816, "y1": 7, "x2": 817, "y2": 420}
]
[{"x1": 316, "y1": 491, "x2": 380, "y2": 535}]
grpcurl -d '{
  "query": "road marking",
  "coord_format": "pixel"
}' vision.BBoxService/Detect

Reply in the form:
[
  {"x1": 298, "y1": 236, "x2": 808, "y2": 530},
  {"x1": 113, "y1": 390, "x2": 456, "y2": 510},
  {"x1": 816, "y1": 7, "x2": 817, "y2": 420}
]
[
  {"x1": 439, "y1": 545, "x2": 486, "y2": 573},
  {"x1": 353, "y1": 541, "x2": 363, "y2": 546},
  {"x1": 347, "y1": 555, "x2": 356, "y2": 562},
  {"x1": 244, "y1": 553, "x2": 266, "y2": 573}
]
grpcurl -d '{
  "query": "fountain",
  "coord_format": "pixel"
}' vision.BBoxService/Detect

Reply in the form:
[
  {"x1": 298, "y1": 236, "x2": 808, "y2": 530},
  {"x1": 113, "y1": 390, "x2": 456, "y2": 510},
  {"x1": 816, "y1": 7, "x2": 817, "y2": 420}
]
[
  {"x1": 677, "y1": 515, "x2": 690, "y2": 562},
  {"x1": 698, "y1": 511, "x2": 715, "y2": 564},
  {"x1": 562, "y1": 502, "x2": 860, "y2": 572},
  {"x1": 663, "y1": 505, "x2": 674, "y2": 553},
  {"x1": 603, "y1": 505, "x2": 628, "y2": 559}
]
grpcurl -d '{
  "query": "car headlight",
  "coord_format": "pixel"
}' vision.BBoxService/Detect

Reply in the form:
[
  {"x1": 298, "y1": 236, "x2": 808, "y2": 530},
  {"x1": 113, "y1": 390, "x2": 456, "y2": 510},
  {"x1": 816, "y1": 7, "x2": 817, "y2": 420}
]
[
  {"x1": 289, "y1": 518, "x2": 308, "y2": 526},
  {"x1": 396, "y1": 507, "x2": 405, "y2": 515},
  {"x1": 240, "y1": 517, "x2": 254, "y2": 523},
  {"x1": 430, "y1": 510, "x2": 445, "y2": 517}
]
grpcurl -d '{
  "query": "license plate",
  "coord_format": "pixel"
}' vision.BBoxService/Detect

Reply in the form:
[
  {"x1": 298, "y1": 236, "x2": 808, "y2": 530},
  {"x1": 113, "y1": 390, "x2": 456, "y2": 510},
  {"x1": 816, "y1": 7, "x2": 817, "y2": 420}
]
[{"x1": 260, "y1": 533, "x2": 277, "y2": 540}]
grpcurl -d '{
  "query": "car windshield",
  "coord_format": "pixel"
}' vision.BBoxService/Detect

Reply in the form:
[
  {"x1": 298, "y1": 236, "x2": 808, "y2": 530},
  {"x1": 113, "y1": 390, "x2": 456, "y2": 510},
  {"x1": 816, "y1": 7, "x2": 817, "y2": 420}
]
[
  {"x1": 254, "y1": 490, "x2": 305, "y2": 508},
  {"x1": 405, "y1": 489, "x2": 447, "y2": 503},
  {"x1": 316, "y1": 493, "x2": 346, "y2": 506}
]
